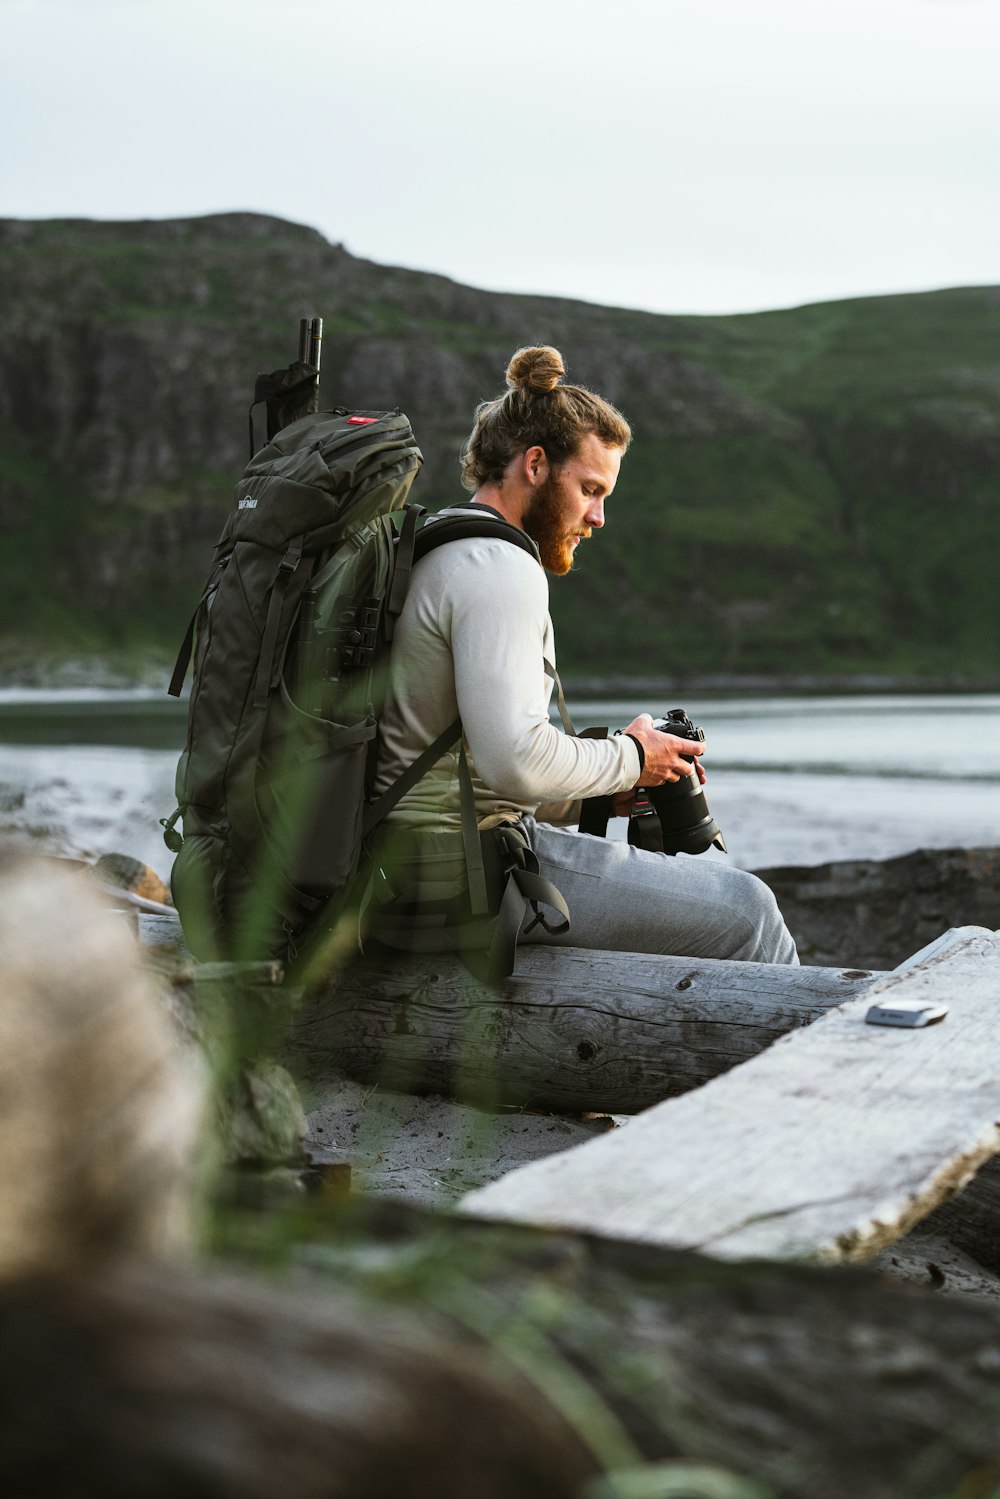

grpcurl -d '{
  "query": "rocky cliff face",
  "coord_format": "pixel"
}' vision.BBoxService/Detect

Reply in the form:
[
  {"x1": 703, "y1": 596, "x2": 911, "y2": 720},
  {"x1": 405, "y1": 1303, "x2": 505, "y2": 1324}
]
[{"x1": 1, "y1": 213, "x2": 997, "y2": 679}]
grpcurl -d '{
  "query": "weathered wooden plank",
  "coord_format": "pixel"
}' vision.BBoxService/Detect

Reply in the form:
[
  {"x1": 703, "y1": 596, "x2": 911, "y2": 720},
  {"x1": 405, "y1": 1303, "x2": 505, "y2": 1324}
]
[
  {"x1": 893, "y1": 925, "x2": 994, "y2": 971},
  {"x1": 460, "y1": 933, "x2": 1000, "y2": 1263},
  {"x1": 288, "y1": 948, "x2": 884, "y2": 1112}
]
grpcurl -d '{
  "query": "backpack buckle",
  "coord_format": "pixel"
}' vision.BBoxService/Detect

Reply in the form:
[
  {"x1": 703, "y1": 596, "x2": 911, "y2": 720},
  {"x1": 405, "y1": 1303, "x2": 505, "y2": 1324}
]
[
  {"x1": 338, "y1": 595, "x2": 379, "y2": 673},
  {"x1": 160, "y1": 807, "x2": 184, "y2": 854}
]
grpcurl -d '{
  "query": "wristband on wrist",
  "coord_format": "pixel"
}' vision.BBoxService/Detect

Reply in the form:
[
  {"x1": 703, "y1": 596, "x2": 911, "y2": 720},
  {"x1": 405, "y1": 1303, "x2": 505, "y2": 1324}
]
[{"x1": 623, "y1": 732, "x2": 645, "y2": 776}]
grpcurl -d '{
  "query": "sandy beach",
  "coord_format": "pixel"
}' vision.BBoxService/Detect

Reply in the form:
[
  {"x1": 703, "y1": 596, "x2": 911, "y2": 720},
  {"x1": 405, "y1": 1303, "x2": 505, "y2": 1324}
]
[{"x1": 302, "y1": 1072, "x2": 1000, "y2": 1304}]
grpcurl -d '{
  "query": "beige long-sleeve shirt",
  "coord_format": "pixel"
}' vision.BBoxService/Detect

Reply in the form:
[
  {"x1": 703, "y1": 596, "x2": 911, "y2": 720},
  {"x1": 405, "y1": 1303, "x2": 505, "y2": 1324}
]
[{"x1": 374, "y1": 519, "x2": 640, "y2": 831}]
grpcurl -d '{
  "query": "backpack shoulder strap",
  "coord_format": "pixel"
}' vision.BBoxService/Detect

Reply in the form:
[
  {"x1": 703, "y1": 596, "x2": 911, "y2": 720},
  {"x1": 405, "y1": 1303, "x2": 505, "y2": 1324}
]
[
  {"x1": 382, "y1": 503, "x2": 539, "y2": 642},
  {"x1": 410, "y1": 507, "x2": 540, "y2": 566},
  {"x1": 361, "y1": 715, "x2": 463, "y2": 837}
]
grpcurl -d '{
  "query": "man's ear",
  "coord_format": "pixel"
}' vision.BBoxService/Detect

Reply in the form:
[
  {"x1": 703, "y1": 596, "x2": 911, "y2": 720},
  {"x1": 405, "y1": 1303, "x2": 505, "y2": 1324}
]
[{"x1": 522, "y1": 445, "x2": 550, "y2": 488}]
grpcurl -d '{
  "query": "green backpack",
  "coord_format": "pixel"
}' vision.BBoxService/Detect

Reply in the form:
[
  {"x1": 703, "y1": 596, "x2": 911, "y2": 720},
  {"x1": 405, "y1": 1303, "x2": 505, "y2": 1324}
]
[{"x1": 164, "y1": 407, "x2": 570, "y2": 977}]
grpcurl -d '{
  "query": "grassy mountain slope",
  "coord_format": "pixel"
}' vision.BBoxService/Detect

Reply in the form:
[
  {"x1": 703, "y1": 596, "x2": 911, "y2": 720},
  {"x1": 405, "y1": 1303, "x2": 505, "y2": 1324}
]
[{"x1": 0, "y1": 213, "x2": 997, "y2": 680}]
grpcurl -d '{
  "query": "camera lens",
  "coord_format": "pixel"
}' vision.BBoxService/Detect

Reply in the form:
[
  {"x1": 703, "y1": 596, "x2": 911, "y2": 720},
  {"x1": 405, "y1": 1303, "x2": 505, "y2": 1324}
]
[
  {"x1": 644, "y1": 774, "x2": 726, "y2": 856},
  {"x1": 639, "y1": 710, "x2": 726, "y2": 856}
]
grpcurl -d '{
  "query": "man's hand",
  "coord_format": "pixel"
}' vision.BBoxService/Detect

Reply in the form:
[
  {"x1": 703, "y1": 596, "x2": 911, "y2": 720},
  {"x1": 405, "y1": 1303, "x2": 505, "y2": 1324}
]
[
  {"x1": 624, "y1": 713, "x2": 707, "y2": 787},
  {"x1": 610, "y1": 788, "x2": 637, "y2": 817}
]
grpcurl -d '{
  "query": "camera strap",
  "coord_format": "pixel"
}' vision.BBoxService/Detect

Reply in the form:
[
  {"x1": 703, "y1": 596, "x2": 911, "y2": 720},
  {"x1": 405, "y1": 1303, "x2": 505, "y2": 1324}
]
[
  {"x1": 576, "y1": 726, "x2": 613, "y2": 838},
  {"x1": 627, "y1": 800, "x2": 665, "y2": 854}
]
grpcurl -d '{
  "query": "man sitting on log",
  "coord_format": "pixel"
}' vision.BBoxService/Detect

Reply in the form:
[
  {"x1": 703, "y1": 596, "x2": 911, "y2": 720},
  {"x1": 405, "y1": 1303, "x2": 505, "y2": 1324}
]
[{"x1": 371, "y1": 345, "x2": 798, "y2": 968}]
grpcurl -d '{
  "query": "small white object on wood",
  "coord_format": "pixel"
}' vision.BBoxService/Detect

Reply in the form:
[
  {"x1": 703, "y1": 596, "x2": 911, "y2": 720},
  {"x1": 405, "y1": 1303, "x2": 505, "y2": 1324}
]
[{"x1": 460, "y1": 930, "x2": 1000, "y2": 1264}]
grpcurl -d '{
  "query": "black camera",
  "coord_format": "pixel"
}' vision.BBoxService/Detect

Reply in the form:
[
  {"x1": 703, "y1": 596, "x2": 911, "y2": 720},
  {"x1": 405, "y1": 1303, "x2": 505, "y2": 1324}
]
[{"x1": 629, "y1": 708, "x2": 726, "y2": 857}]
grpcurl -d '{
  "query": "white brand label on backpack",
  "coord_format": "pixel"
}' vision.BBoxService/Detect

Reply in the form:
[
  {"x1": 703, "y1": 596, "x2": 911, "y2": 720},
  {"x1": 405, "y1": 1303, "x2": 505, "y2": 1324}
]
[{"x1": 238, "y1": 496, "x2": 258, "y2": 510}]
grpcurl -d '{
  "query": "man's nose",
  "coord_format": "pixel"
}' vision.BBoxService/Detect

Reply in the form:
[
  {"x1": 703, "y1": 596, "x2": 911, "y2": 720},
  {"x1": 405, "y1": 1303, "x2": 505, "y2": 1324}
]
[{"x1": 585, "y1": 498, "x2": 605, "y2": 528}]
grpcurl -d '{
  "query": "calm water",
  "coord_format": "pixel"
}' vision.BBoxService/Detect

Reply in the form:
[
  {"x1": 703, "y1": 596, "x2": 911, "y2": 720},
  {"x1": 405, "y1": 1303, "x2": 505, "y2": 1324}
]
[
  {"x1": 1, "y1": 690, "x2": 998, "y2": 880},
  {"x1": 570, "y1": 694, "x2": 1000, "y2": 871}
]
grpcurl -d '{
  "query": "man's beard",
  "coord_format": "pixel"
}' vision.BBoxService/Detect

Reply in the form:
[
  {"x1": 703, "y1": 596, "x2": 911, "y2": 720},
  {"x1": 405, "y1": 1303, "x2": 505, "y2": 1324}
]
[{"x1": 522, "y1": 473, "x2": 590, "y2": 575}]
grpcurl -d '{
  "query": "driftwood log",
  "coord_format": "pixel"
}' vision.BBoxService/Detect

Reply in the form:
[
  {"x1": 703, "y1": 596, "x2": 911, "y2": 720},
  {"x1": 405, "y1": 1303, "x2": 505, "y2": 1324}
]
[
  {"x1": 288, "y1": 947, "x2": 883, "y2": 1111},
  {"x1": 145, "y1": 889, "x2": 882, "y2": 1119}
]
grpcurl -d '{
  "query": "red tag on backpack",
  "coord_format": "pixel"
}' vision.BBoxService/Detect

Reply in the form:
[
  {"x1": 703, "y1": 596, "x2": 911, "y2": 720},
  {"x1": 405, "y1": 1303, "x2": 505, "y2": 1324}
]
[{"x1": 347, "y1": 416, "x2": 378, "y2": 425}]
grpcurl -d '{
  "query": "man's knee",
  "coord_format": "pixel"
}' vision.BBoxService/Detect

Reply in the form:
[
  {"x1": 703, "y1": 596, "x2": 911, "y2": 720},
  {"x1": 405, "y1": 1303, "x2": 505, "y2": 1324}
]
[{"x1": 728, "y1": 867, "x2": 798, "y2": 965}]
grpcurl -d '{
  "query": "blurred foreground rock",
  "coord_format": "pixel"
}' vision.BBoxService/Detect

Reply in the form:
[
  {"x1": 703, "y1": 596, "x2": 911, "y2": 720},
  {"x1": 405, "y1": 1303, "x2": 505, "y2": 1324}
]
[
  {"x1": 758, "y1": 844, "x2": 1000, "y2": 969},
  {"x1": 0, "y1": 854, "x2": 593, "y2": 1499},
  {"x1": 0, "y1": 853, "x2": 202, "y2": 1277}
]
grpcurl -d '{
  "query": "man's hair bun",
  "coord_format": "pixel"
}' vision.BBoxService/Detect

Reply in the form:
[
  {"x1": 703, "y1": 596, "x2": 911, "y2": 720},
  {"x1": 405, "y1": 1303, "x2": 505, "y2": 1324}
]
[
  {"x1": 505, "y1": 346, "x2": 565, "y2": 395},
  {"x1": 461, "y1": 344, "x2": 631, "y2": 492}
]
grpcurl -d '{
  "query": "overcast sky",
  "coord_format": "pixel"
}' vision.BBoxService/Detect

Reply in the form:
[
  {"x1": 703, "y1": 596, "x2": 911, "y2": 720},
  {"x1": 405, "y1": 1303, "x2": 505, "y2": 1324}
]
[{"x1": 3, "y1": 0, "x2": 998, "y2": 316}]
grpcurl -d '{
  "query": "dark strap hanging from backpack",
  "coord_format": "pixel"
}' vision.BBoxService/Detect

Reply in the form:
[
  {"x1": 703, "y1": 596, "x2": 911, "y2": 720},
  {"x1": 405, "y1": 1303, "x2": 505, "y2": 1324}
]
[
  {"x1": 167, "y1": 550, "x2": 229, "y2": 699},
  {"x1": 361, "y1": 716, "x2": 464, "y2": 836},
  {"x1": 483, "y1": 823, "x2": 570, "y2": 981},
  {"x1": 168, "y1": 606, "x2": 200, "y2": 701},
  {"x1": 253, "y1": 536, "x2": 304, "y2": 708}
]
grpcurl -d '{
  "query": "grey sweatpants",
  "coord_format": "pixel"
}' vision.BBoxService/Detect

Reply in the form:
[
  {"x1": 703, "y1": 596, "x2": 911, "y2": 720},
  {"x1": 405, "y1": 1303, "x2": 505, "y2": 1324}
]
[{"x1": 521, "y1": 818, "x2": 799, "y2": 965}]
